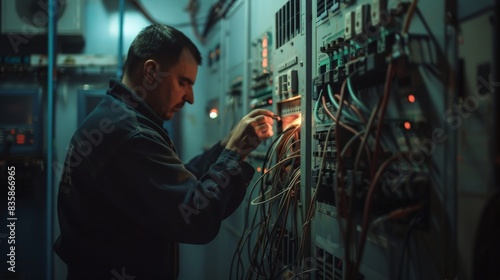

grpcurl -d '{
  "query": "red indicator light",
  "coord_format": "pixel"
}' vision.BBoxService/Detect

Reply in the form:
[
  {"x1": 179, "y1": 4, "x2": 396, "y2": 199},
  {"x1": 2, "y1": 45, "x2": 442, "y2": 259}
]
[
  {"x1": 262, "y1": 48, "x2": 268, "y2": 58},
  {"x1": 262, "y1": 58, "x2": 268, "y2": 68},
  {"x1": 268, "y1": 99, "x2": 273, "y2": 104},
  {"x1": 404, "y1": 121, "x2": 412, "y2": 130},
  {"x1": 257, "y1": 167, "x2": 262, "y2": 172},
  {"x1": 407, "y1": 94, "x2": 416, "y2": 103},
  {"x1": 16, "y1": 134, "x2": 25, "y2": 144}
]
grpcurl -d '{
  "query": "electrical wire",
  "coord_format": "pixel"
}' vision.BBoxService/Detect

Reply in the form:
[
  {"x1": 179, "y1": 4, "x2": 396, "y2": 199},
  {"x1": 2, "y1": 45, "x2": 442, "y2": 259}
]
[
  {"x1": 402, "y1": 0, "x2": 419, "y2": 35},
  {"x1": 321, "y1": 0, "x2": 423, "y2": 277},
  {"x1": 258, "y1": 124, "x2": 298, "y2": 214},
  {"x1": 327, "y1": 83, "x2": 360, "y2": 123},
  {"x1": 254, "y1": 186, "x2": 292, "y2": 279},
  {"x1": 266, "y1": 169, "x2": 301, "y2": 276},
  {"x1": 322, "y1": 95, "x2": 360, "y2": 135},
  {"x1": 333, "y1": 94, "x2": 367, "y2": 124},
  {"x1": 269, "y1": 172, "x2": 300, "y2": 277},
  {"x1": 343, "y1": 61, "x2": 396, "y2": 278},
  {"x1": 371, "y1": 62, "x2": 396, "y2": 176},
  {"x1": 347, "y1": 76, "x2": 370, "y2": 113},
  {"x1": 131, "y1": 0, "x2": 207, "y2": 28},
  {"x1": 251, "y1": 168, "x2": 300, "y2": 206},
  {"x1": 339, "y1": 130, "x2": 366, "y2": 158},
  {"x1": 230, "y1": 126, "x2": 299, "y2": 280},
  {"x1": 334, "y1": 76, "x2": 360, "y2": 276},
  {"x1": 186, "y1": 0, "x2": 206, "y2": 43},
  {"x1": 352, "y1": 154, "x2": 401, "y2": 278},
  {"x1": 349, "y1": 16, "x2": 415, "y2": 277},
  {"x1": 232, "y1": 121, "x2": 302, "y2": 279},
  {"x1": 233, "y1": 2, "x2": 426, "y2": 274},
  {"x1": 281, "y1": 139, "x2": 301, "y2": 158},
  {"x1": 297, "y1": 122, "x2": 335, "y2": 261},
  {"x1": 397, "y1": 209, "x2": 425, "y2": 280},
  {"x1": 314, "y1": 90, "x2": 326, "y2": 124},
  {"x1": 230, "y1": 219, "x2": 266, "y2": 279},
  {"x1": 370, "y1": 203, "x2": 423, "y2": 231},
  {"x1": 254, "y1": 170, "x2": 300, "y2": 279},
  {"x1": 288, "y1": 268, "x2": 319, "y2": 279}
]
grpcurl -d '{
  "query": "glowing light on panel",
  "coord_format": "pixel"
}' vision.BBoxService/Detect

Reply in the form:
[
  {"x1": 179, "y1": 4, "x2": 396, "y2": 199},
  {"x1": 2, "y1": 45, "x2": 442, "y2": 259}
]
[
  {"x1": 407, "y1": 94, "x2": 416, "y2": 103},
  {"x1": 262, "y1": 38, "x2": 268, "y2": 48},
  {"x1": 209, "y1": 108, "x2": 218, "y2": 119}
]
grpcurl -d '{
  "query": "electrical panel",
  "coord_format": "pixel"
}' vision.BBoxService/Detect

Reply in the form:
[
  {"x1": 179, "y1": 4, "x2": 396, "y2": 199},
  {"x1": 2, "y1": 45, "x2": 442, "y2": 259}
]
[
  {"x1": 229, "y1": 0, "x2": 312, "y2": 279},
  {"x1": 311, "y1": 0, "x2": 454, "y2": 279},
  {"x1": 250, "y1": 31, "x2": 273, "y2": 111},
  {"x1": 273, "y1": 0, "x2": 305, "y2": 112},
  {"x1": 0, "y1": 88, "x2": 44, "y2": 157},
  {"x1": 247, "y1": 30, "x2": 275, "y2": 166},
  {"x1": 202, "y1": 0, "x2": 498, "y2": 279},
  {"x1": 203, "y1": 19, "x2": 225, "y2": 150}
]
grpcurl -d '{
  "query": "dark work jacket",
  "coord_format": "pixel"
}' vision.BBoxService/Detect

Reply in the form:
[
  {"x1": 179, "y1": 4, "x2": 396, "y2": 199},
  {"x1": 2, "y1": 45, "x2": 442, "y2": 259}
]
[{"x1": 54, "y1": 79, "x2": 254, "y2": 280}]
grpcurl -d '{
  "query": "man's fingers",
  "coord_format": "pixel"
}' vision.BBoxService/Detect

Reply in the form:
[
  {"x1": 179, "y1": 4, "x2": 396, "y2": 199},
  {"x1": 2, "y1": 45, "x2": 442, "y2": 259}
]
[
  {"x1": 256, "y1": 123, "x2": 274, "y2": 140},
  {"x1": 265, "y1": 123, "x2": 274, "y2": 138},
  {"x1": 226, "y1": 110, "x2": 276, "y2": 157},
  {"x1": 246, "y1": 109, "x2": 275, "y2": 118},
  {"x1": 251, "y1": 115, "x2": 274, "y2": 127}
]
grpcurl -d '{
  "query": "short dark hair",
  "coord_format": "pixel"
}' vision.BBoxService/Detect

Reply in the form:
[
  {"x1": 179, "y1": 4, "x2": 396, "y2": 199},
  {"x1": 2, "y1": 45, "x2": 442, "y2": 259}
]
[{"x1": 123, "y1": 24, "x2": 202, "y2": 75}]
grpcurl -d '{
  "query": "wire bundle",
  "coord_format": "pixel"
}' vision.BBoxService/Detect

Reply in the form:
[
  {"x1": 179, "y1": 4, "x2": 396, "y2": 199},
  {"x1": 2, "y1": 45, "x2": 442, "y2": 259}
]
[
  {"x1": 310, "y1": 1, "x2": 429, "y2": 278},
  {"x1": 312, "y1": 60, "x2": 427, "y2": 279},
  {"x1": 229, "y1": 1, "x2": 438, "y2": 278},
  {"x1": 230, "y1": 119, "x2": 304, "y2": 280}
]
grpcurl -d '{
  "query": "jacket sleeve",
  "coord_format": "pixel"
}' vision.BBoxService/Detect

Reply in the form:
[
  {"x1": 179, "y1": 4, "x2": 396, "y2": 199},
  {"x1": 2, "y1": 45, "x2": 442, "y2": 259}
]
[
  {"x1": 98, "y1": 130, "x2": 254, "y2": 244},
  {"x1": 184, "y1": 142, "x2": 225, "y2": 179}
]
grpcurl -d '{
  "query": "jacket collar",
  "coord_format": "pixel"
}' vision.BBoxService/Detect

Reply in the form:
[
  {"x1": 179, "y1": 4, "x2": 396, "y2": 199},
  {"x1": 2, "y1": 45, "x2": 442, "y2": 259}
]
[{"x1": 107, "y1": 78, "x2": 164, "y2": 127}]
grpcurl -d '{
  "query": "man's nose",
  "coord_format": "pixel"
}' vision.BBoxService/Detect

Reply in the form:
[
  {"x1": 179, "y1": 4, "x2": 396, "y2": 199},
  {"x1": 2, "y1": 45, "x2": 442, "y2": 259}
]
[{"x1": 184, "y1": 87, "x2": 194, "y2": 104}]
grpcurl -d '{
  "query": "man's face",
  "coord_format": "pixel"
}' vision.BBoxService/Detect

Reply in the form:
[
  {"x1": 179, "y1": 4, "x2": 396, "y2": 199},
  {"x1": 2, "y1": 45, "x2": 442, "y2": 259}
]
[{"x1": 146, "y1": 48, "x2": 198, "y2": 120}]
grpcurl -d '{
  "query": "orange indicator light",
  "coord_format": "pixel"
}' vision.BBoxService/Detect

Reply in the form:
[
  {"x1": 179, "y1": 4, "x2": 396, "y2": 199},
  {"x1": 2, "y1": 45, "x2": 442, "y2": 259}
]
[
  {"x1": 407, "y1": 94, "x2": 416, "y2": 103},
  {"x1": 262, "y1": 38, "x2": 268, "y2": 48}
]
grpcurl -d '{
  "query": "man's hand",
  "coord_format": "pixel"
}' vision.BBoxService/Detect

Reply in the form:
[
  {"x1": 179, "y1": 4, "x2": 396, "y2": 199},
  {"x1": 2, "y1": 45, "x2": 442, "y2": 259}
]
[{"x1": 225, "y1": 109, "x2": 276, "y2": 160}]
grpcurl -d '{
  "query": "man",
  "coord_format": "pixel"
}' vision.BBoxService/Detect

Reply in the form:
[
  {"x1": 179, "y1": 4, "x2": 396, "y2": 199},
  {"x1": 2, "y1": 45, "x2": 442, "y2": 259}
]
[{"x1": 54, "y1": 24, "x2": 275, "y2": 279}]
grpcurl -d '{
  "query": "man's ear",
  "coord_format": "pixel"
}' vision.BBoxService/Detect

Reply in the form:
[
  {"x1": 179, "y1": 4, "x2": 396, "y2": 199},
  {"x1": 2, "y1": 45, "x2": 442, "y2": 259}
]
[{"x1": 143, "y1": 59, "x2": 158, "y2": 85}]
